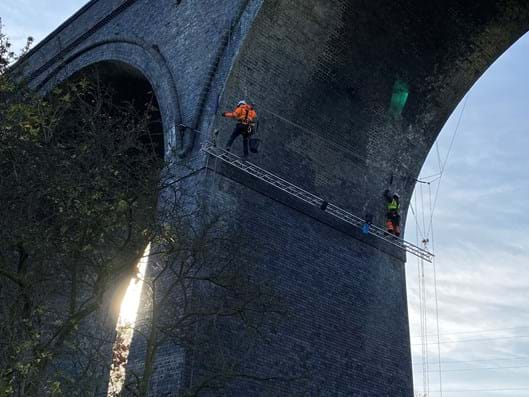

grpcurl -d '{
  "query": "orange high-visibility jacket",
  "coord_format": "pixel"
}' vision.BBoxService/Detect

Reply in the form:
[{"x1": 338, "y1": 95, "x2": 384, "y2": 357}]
[{"x1": 224, "y1": 104, "x2": 257, "y2": 125}]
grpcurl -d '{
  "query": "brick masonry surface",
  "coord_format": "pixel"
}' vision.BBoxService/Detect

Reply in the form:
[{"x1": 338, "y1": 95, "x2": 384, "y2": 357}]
[{"x1": 20, "y1": 0, "x2": 529, "y2": 395}]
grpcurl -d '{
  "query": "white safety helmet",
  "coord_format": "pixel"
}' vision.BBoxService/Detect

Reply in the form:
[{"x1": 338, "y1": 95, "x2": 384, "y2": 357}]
[
  {"x1": 237, "y1": 100, "x2": 247, "y2": 106},
  {"x1": 393, "y1": 193, "x2": 400, "y2": 199}
]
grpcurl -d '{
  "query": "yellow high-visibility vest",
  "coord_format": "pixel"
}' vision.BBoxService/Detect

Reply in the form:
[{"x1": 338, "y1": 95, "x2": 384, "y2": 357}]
[{"x1": 387, "y1": 199, "x2": 400, "y2": 212}]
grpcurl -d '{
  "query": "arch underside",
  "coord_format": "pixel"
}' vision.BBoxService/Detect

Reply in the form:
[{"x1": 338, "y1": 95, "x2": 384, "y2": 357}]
[
  {"x1": 219, "y1": 0, "x2": 529, "y2": 226},
  {"x1": 33, "y1": 40, "x2": 181, "y2": 158},
  {"x1": 29, "y1": 52, "x2": 169, "y2": 395},
  {"x1": 207, "y1": 1, "x2": 529, "y2": 395},
  {"x1": 13, "y1": 1, "x2": 529, "y2": 395}
]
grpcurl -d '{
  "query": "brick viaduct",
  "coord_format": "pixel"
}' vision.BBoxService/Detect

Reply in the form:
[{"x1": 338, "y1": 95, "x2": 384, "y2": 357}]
[{"x1": 19, "y1": 0, "x2": 529, "y2": 395}]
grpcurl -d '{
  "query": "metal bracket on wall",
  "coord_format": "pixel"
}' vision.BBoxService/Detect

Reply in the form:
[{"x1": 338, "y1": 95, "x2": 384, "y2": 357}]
[{"x1": 201, "y1": 141, "x2": 434, "y2": 263}]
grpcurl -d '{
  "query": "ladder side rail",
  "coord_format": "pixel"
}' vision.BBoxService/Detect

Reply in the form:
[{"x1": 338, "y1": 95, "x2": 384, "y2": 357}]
[
  {"x1": 326, "y1": 204, "x2": 366, "y2": 225},
  {"x1": 327, "y1": 211, "x2": 364, "y2": 228},
  {"x1": 251, "y1": 174, "x2": 328, "y2": 208},
  {"x1": 234, "y1": 165, "x2": 325, "y2": 205},
  {"x1": 202, "y1": 143, "x2": 433, "y2": 262},
  {"x1": 209, "y1": 145, "x2": 328, "y2": 204},
  {"x1": 401, "y1": 241, "x2": 430, "y2": 258},
  {"x1": 328, "y1": 203, "x2": 401, "y2": 240},
  {"x1": 326, "y1": 206, "x2": 417, "y2": 255},
  {"x1": 327, "y1": 204, "x2": 433, "y2": 262},
  {"x1": 233, "y1": 160, "x2": 327, "y2": 202},
  {"x1": 233, "y1": 166, "x2": 321, "y2": 206},
  {"x1": 204, "y1": 143, "x2": 326, "y2": 204},
  {"x1": 327, "y1": 206, "x2": 402, "y2": 247},
  {"x1": 206, "y1": 145, "x2": 325, "y2": 208},
  {"x1": 242, "y1": 167, "x2": 318, "y2": 204},
  {"x1": 226, "y1": 161, "x2": 328, "y2": 208}
]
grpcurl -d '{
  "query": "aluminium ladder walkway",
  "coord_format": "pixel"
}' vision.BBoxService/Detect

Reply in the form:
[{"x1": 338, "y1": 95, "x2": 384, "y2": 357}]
[{"x1": 202, "y1": 141, "x2": 433, "y2": 263}]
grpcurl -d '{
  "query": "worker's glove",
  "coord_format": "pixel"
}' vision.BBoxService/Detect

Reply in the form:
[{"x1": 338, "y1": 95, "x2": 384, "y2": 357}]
[{"x1": 222, "y1": 112, "x2": 228, "y2": 117}]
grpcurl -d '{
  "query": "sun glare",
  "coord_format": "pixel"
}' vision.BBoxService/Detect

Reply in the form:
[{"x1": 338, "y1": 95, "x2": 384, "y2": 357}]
[{"x1": 107, "y1": 243, "x2": 151, "y2": 397}]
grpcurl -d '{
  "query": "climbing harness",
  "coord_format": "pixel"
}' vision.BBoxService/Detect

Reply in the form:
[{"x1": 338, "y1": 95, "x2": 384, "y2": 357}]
[{"x1": 201, "y1": 140, "x2": 434, "y2": 262}]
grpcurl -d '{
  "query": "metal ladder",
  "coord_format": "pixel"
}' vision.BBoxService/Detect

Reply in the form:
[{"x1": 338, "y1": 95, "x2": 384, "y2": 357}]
[{"x1": 202, "y1": 141, "x2": 433, "y2": 263}]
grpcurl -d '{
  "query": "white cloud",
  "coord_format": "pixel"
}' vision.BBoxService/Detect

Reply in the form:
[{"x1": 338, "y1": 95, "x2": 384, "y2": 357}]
[
  {"x1": 0, "y1": 0, "x2": 88, "y2": 50},
  {"x1": 409, "y1": 31, "x2": 529, "y2": 397}
]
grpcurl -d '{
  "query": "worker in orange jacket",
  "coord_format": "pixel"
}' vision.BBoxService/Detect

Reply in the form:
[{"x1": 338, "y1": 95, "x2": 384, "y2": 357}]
[{"x1": 222, "y1": 100, "x2": 257, "y2": 157}]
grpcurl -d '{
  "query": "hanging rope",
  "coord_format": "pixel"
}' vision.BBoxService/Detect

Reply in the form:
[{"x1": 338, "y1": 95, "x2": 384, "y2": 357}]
[
  {"x1": 413, "y1": 191, "x2": 428, "y2": 396},
  {"x1": 410, "y1": 94, "x2": 471, "y2": 397},
  {"x1": 259, "y1": 107, "x2": 410, "y2": 174},
  {"x1": 412, "y1": 95, "x2": 470, "y2": 397},
  {"x1": 409, "y1": 203, "x2": 426, "y2": 240},
  {"x1": 426, "y1": 94, "x2": 470, "y2": 237},
  {"x1": 428, "y1": 181, "x2": 444, "y2": 397},
  {"x1": 420, "y1": 252, "x2": 429, "y2": 395},
  {"x1": 411, "y1": 171, "x2": 448, "y2": 397}
]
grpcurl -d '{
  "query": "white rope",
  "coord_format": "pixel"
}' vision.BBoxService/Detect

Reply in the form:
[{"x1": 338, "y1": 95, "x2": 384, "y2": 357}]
[
  {"x1": 422, "y1": 256, "x2": 430, "y2": 396},
  {"x1": 414, "y1": 191, "x2": 428, "y2": 396},
  {"x1": 428, "y1": 181, "x2": 443, "y2": 397},
  {"x1": 412, "y1": 174, "x2": 445, "y2": 397},
  {"x1": 410, "y1": 95, "x2": 470, "y2": 397},
  {"x1": 409, "y1": 203, "x2": 426, "y2": 241},
  {"x1": 414, "y1": 95, "x2": 470, "y2": 397},
  {"x1": 259, "y1": 107, "x2": 409, "y2": 173},
  {"x1": 426, "y1": 94, "x2": 470, "y2": 237}
]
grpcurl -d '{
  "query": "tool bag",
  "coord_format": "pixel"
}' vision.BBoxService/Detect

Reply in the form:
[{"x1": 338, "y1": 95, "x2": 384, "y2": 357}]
[
  {"x1": 249, "y1": 137, "x2": 261, "y2": 153},
  {"x1": 362, "y1": 213, "x2": 373, "y2": 235},
  {"x1": 248, "y1": 121, "x2": 261, "y2": 153}
]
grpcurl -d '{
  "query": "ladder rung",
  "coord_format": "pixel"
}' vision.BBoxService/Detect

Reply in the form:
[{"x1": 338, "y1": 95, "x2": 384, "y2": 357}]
[{"x1": 202, "y1": 142, "x2": 433, "y2": 262}]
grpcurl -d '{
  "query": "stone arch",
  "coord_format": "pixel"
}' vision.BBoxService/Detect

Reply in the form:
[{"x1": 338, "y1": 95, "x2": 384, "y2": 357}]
[
  {"x1": 12, "y1": 42, "x2": 178, "y2": 395},
  {"x1": 35, "y1": 39, "x2": 182, "y2": 158},
  {"x1": 203, "y1": 5, "x2": 529, "y2": 394},
  {"x1": 217, "y1": 1, "x2": 529, "y2": 228}
]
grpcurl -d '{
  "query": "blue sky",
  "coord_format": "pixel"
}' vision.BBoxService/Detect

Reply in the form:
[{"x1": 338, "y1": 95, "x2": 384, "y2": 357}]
[
  {"x1": 406, "y1": 34, "x2": 529, "y2": 397},
  {"x1": 2, "y1": 2, "x2": 529, "y2": 396},
  {"x1": 0, "y1": 0, "x2": 86, "y2": 49}
]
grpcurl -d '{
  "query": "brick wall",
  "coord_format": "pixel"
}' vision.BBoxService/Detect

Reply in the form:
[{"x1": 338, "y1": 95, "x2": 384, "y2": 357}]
[{"x1": 18, "y1": 0, "x2": 529, "y2": 395}]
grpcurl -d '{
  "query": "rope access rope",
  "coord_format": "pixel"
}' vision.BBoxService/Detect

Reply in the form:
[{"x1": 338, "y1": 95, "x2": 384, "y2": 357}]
[
  {"x1": 198, "y1": 140, "x2": 434, "y2": 262},
  {"x1": 178, "y1": 123, "x2": 434, "y2": 261},
  {"x1": 413, "y1": 191, "x2": 427, "y2": 396},
  {"x1": 411, "y1": 175, "x2": 444, "y2": 397},
  {"x1": 422, "y1": 251, "x2": 430, "y2": 396},
  {"x1": 429, "y1": 181, "x2": 444, "y2": 397},
  {"x1": 417, "y1": 184, "x2": 430, "y2": 396},
  {"x1": 410, "y1": 94, "x2": 471, "y2": 396},
  {"x1": 259, "y1": 107, "x2": 410, "y2": 174},
  {"x1": 426, "y1": 94, "x2": 470, "y2": 237}
]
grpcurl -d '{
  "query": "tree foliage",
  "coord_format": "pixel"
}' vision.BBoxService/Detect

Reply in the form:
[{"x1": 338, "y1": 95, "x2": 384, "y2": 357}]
[
  {"x1": 0, "y1": 26, "x2": 289, "y2": 397},
  {"x1": 0, "y1": 27, "x2": 162, "y2": 396}
]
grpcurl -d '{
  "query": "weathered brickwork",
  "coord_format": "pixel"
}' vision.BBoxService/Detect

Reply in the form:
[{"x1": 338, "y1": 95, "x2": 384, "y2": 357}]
[
  {"x1": 20, "y1": 0, "x2": 529, "y2": 395},
  {"x1": 218, "y1": 0, "x2": 529, "y2": 225},
  {"x1": 201, "y1": 171, "x2": 412, "y2": 396}
]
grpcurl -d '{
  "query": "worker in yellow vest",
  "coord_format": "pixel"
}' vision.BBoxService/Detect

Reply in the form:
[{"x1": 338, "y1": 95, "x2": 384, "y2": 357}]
[{"x1": 384, "y1": 190, "x2": 401, "y2": 237}]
